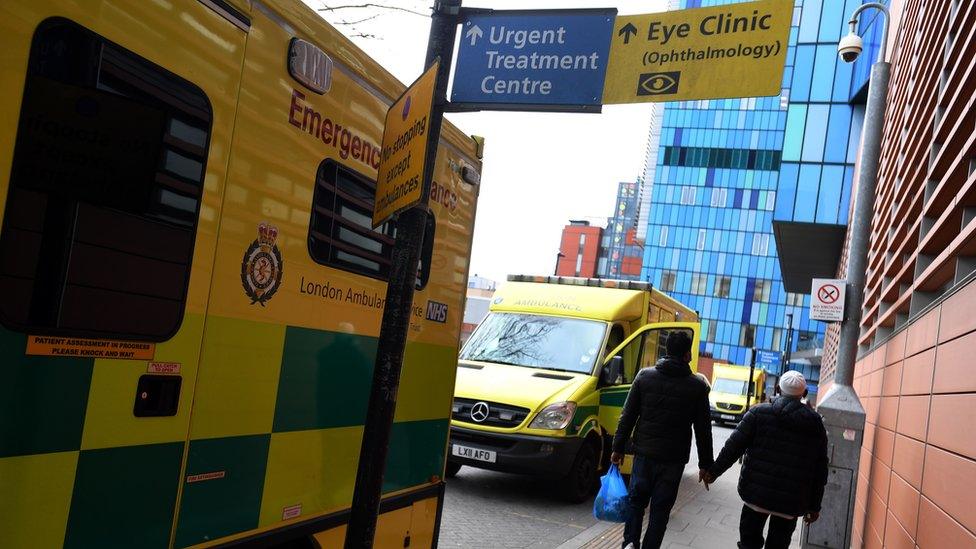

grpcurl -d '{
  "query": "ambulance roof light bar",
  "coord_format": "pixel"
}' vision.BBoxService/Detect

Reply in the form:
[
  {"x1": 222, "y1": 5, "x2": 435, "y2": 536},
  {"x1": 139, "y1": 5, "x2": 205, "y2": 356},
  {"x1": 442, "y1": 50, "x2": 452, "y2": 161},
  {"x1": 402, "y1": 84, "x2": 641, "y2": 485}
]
[{"x1": 507, "y1": 274, "x2": 652, "y2": 292}]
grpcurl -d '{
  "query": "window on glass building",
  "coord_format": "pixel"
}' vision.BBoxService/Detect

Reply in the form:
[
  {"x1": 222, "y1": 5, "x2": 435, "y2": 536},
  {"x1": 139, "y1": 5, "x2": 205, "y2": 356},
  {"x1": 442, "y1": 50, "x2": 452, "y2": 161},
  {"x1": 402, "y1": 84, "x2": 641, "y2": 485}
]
[
  {"x1": 786, "y1": 292, "x2": 804, "y2": 307},
  {"x1": 710, "y1": 188, "x2": 728, "y2": 207},
  {"x1": 680, "y1": 186, "x2": 696, "y2": 205},
  {"x1": 706, "y1": 320, "x2": 718, "y2": 341},
  {"x1": 659, "y1": 226, "x2": 669, "y2": 246},
  {"x1": 696, "y1": 229, "x2": 707, "y2": 250},
  {"x1": 715, "y1": 276, "x2": 731, "y2": 298},
  {"x1": 772, "y1": 328, "x2": 783, "y2": 351},
  {"x1": 660, "y1": 271, "x2": 677, "y2": 292},
  {"x1": 753, "y1": 280, "x2": 771, "y2": 302},
  {"x1": 752, "y1": 234, "x2": 770, "y2": 256},
  {"x1": 740, "y1": 324, "x2": 756, "y2": 347},
  {"x1": 691, "y1": 274, "x2": 707, "y2": 295}
]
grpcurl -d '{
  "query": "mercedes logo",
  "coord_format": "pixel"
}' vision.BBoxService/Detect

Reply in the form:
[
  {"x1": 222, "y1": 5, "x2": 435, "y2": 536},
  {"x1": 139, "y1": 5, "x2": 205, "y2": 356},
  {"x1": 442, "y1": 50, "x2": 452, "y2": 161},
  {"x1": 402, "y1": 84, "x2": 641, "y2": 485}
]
[{"x1": 470, "y1": 401, "x2": 490, "y2": 423}]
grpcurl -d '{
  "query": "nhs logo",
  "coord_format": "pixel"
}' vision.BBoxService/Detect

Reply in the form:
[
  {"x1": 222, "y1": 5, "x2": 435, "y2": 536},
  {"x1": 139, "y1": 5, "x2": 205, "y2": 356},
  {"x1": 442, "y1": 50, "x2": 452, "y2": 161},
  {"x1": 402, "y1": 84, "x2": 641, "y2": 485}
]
[{"x1": 426, "y1": 301, "x2": 448, "y2": 323}]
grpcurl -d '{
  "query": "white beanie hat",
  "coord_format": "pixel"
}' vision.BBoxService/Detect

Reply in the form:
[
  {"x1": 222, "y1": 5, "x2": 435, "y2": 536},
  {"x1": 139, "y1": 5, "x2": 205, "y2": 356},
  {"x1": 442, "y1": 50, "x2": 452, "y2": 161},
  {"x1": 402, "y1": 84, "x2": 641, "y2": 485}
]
[{"x1": 779, "y1": 370, "x2": 807, "y2": 397}]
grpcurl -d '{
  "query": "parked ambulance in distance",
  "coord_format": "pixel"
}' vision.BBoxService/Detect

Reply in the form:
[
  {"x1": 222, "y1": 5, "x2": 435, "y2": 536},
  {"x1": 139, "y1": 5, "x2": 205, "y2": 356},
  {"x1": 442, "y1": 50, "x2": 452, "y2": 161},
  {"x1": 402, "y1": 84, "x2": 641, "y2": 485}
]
[
  {"x1": 710, "y1": 363, "x2": 767, "y2": 424},
  {"x1": 448, "y1": 275, "x2": 700, "y2": 501}
]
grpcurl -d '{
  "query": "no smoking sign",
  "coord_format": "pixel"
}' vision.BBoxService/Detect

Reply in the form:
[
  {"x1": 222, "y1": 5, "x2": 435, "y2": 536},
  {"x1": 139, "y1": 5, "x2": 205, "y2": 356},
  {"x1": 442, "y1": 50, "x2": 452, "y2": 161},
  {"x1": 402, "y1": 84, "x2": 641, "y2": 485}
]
[
  {"x1": 811, "y1": 278, "x2": 846, "y2": 322},
  {"x1": 818, "y1": 284, "x2": 840, "y2": 303}
]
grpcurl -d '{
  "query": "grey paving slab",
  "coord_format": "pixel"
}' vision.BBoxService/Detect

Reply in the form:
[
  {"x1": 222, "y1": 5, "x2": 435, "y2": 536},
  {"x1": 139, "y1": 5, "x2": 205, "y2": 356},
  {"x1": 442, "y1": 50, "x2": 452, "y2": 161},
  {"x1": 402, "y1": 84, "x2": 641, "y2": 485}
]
[
  {"x1": 438, "y1": 422, "x2": 805, "y2": 548},
  {"x1": 439, "y1": 465, "x2": 599, "y2": 548}
]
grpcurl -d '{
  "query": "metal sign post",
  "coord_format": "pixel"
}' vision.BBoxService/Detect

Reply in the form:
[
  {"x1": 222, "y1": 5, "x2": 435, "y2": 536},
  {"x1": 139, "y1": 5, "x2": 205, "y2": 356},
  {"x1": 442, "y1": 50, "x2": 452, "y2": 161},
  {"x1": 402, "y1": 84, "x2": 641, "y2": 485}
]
[
  {"x1": 783, "y1": 312, "x2": 794, "y2": 370},
  {"x1": 745, "y1": 347, "x2": 756, "y2": 412},
  {"x1": 344, "y1": 1, "x2": 461, "y2": 546}
]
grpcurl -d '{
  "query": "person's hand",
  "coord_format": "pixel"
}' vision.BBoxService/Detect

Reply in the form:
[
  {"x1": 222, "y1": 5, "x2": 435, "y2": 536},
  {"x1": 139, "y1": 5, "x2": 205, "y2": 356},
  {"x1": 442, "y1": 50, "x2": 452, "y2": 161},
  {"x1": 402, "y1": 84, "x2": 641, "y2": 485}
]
[
  {"x1": 804, "y1": 512, "x2": 820, "y2": 524},
  {"x1": 698, "y1": 469, "x2": 713, "y2": 490},
  {"x1": 610, "y1": 452, "x2": 623, "y2": 465}
]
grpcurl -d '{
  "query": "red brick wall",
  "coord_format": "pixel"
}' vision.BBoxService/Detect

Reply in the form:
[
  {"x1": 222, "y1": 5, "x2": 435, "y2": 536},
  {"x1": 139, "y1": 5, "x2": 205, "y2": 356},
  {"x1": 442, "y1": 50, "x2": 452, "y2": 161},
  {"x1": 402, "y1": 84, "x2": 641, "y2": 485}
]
[
  {"x1": 823, "y1": 1, "x2": 976, "y2": 545},
  {"x1": 555, "y1": 225, "x2": 602, "y2": 278},
  {"x1": 620, "y1": 255, "x2": 642, "y2": 277},
  {"x1": 696, "y1": 355, "x2": 715, "y2": 382},
  {"x1": 851, "y1": 280, "x2": 976, "y2": 548}
]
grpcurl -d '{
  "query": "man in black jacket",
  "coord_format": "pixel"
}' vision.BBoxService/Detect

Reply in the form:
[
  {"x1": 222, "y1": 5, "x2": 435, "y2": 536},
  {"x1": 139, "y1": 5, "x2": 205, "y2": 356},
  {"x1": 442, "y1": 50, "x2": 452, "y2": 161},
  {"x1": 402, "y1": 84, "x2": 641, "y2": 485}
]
[
  {"x1": 610, "y1": 330, "x2": 713, "y2": 549},
  {"x1": 705, "y1": 371, "x2": 828, "y2": 549}
]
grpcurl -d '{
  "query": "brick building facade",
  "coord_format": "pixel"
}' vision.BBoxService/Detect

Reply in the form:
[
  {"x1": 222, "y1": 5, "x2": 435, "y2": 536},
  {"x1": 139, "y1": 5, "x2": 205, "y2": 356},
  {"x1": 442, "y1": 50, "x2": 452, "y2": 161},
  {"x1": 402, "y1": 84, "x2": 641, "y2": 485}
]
[
  {"x1": 555, "y1": 221, "x2": 603, "y2": 278},
  {"x1": 818, "y1": 1, "x2": 976, "y2": 546}
]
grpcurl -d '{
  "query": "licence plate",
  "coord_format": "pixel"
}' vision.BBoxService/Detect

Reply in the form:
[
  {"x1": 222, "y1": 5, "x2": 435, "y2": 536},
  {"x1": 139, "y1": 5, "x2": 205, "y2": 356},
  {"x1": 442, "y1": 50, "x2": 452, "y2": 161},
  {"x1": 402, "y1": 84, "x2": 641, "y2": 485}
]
[
  {"x1": 720, "y1": 414, "x2": 736, "y2": 420},
  {"x1": 452, "y1": 444, "x2": 496, "y2": 463}
]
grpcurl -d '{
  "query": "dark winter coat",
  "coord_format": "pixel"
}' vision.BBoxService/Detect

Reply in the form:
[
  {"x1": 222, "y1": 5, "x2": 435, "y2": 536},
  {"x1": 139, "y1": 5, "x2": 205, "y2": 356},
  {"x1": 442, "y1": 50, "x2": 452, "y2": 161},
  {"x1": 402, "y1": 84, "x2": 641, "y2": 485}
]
[
  {"x1": 709, "y1": 396, "x2": 829, "y2": 517},
  {"x1": 612, "y1": 357, "x2": 714, "y2": 468}
]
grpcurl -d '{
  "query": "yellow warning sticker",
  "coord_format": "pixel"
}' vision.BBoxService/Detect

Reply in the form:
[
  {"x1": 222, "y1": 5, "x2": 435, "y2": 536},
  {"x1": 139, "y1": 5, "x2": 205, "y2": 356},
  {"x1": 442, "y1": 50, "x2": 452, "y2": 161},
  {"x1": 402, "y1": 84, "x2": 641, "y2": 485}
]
[
  {"x1": 26, "y1": 335, "x2": 155, "y2": 360},
  {"x1": 186, "y1": 471, "x2": 226, "y2": 483},
  {"x1": 148, "y1": 361, "x2": 181, "y2": 375},
  {"x1": 282, "y1": 504, "x2": 303, "y2": 520},
  {"x1": 372, "y1": 60, "x2": 439, "y2": 227}
]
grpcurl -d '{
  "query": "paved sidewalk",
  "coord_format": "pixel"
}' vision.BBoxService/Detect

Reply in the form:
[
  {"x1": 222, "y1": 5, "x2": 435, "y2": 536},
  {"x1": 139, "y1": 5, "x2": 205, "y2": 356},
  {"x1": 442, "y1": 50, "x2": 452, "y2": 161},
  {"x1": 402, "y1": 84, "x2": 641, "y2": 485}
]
[{"x1": 571, "y1": 459, "x2": 802, "y2": 549}]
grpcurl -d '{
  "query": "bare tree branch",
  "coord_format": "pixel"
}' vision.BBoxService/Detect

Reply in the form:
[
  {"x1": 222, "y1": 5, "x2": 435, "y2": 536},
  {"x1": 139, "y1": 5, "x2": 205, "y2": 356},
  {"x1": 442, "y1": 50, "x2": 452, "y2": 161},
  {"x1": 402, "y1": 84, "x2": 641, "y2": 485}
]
[
  {"x1": 335, "y1": 13, "x2": 380, "y2": 26},
  {"x1": 317, "y1": 3, "x2": 429, "y2": 18}
]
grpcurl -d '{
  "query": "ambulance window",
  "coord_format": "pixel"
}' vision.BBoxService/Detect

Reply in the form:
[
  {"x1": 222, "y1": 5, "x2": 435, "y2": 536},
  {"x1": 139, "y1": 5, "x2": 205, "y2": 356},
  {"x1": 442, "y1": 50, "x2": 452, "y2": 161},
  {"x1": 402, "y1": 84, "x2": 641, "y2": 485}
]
[
  {"x1": 0, "y1": 19, "x2": 211, "y2": 341},
  {"x1": 641, "y1": 327, "x2": 695, "y2": 369},
  {"x1": 605, "y1": 325, "x2": 624, "y2": 355},
  {"x1": 309, "y1": 160, "x2": 433, "y2": 288}
]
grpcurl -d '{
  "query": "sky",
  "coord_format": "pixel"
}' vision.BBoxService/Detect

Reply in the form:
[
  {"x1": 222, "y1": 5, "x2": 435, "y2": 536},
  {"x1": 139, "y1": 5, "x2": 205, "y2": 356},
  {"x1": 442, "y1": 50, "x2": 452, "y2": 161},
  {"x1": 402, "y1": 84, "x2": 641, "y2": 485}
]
[{"x1": 307, "y1": 1, "x2": 671, "y2": 283}]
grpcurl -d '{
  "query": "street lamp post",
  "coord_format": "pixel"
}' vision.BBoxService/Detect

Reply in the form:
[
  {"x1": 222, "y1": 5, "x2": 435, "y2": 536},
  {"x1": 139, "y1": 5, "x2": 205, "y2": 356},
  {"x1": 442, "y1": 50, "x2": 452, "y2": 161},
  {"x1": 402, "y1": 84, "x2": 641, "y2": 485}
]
[
  {"x1": 803, "y1": 4, "x2": 890, "y2": 549},
  {"x1": 783, "y1": 312, "x2": 794, "y2": 371},
  {"x1": 554, "y1": 252, "x2": 566, "y2": 275}
]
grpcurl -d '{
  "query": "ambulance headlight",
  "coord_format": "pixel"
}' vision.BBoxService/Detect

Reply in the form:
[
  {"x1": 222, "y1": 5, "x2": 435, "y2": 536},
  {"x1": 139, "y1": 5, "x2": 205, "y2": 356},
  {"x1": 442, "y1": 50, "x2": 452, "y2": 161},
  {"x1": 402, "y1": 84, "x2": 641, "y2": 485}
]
[{"x1": 530, "y1": 402, "x2": 577, "y2": 430}]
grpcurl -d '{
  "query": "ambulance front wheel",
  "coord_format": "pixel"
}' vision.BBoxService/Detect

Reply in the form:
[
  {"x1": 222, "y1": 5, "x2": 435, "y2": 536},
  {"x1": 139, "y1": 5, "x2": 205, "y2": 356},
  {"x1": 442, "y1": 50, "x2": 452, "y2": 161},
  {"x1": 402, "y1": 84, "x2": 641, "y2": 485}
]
[{"x1": 559, "y1": 441, "x2": 599, "y2": 503}]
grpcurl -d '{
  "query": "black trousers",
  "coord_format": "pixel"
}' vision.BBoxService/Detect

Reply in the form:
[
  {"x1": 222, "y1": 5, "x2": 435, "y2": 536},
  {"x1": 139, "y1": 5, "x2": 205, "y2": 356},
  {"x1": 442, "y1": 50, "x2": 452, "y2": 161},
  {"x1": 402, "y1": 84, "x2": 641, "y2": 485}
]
[
  {"x1": 622, "y1": 456, "x2": 685, "y2": 549},
  {"x1": 738, "y1": 504, "x2": 798, "y2": 549}
]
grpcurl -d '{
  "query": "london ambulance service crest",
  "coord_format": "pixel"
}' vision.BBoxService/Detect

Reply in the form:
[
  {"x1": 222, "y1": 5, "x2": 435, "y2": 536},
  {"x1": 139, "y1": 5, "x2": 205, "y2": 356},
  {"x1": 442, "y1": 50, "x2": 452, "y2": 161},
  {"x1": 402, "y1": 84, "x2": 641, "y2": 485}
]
[{"x1": 241, "y1": 223, "x2": 283, "y2": 306}]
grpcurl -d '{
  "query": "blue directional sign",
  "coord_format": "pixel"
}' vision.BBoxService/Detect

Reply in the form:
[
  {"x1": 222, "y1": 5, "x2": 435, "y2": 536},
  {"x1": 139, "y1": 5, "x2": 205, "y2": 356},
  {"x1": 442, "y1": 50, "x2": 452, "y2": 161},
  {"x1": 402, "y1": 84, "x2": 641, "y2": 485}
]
[
  {"x1": 451, "y1": 9, "x2": 617, "y2": 112},
  {"x1": 755, "y1": 350, "x2": 782, "y2": 372}
]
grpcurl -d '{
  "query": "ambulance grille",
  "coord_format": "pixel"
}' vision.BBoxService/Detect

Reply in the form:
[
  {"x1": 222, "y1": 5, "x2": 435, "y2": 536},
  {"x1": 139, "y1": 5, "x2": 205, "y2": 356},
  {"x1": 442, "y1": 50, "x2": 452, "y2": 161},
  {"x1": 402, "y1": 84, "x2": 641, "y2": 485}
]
[{"x1": 452, "y1": 398, "x2": 530, "y2": 428}]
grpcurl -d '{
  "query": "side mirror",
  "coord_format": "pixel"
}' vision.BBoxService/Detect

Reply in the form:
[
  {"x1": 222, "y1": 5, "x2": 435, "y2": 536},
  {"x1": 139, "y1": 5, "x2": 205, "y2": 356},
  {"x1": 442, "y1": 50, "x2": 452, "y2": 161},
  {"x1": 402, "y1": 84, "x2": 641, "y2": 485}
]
[{"x1": 602, "y1": 356, "x2": 624, "y2": 385}]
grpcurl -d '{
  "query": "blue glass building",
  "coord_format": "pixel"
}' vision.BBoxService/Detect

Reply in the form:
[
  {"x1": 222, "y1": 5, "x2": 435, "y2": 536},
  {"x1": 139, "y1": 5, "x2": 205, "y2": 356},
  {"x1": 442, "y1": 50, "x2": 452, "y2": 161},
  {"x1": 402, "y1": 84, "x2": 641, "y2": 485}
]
[
  {"x1": 599, "y1": 181, "x2": 643, "y2": 280},
  {"x1": 638, "y1": 0, "x2": 867, "y2": 393}
]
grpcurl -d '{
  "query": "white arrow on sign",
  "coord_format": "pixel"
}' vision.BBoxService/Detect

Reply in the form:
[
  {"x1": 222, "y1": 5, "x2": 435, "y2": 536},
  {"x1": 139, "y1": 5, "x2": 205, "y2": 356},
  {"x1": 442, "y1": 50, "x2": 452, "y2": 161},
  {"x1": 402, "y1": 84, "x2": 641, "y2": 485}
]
[{"x1": 466, "y1": 24, "x2": 483, "y2": 46}]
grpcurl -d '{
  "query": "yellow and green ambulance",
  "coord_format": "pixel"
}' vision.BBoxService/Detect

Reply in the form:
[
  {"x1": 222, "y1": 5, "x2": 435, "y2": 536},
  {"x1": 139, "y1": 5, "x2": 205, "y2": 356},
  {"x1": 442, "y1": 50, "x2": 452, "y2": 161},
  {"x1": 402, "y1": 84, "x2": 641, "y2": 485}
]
[
  {"x1": 448, "y1": 275, "x2": 700, "y2": 501},
  {"x1": 0, "y1": 0, "x2": 481, "y2": 546},
  {"x1": 709, "y1": 363, "x2": 767, "y2": 424}
]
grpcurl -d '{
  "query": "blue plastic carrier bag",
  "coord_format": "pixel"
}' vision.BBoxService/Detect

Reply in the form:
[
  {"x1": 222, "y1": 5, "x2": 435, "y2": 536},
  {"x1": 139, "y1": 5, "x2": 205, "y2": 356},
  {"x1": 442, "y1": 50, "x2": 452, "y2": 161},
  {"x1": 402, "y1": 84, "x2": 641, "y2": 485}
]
[{"x1": 592, "y1": 464, "x2": 631, "y2": 522}]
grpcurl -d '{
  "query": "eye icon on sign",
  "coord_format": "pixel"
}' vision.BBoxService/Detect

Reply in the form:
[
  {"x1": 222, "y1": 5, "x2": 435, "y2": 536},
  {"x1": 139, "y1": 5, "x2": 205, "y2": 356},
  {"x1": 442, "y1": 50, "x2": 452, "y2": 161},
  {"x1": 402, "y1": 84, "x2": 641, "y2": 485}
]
[{"x1": 637, "y1": 71, "x2": 681, "y2": 96}]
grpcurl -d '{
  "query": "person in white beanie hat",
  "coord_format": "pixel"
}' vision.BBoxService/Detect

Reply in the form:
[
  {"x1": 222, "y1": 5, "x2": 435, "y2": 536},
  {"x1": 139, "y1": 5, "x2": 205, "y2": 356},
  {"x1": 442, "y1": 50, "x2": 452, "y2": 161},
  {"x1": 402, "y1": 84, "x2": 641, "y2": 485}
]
[
  {"x1": 779, "y1": 370, "x2": 807, "y2": 397},
  {"x1": 701, "y1": 370, "x2": 828, "y2": 549}
]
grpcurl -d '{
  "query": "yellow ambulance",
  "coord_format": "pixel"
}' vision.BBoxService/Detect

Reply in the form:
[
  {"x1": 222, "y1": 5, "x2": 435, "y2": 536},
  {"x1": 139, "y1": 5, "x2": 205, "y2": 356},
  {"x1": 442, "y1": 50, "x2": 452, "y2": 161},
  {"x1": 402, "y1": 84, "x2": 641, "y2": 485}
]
[
  {"x1": 0, "y1": 0, "x2": 481, "y2": 547},
  {"x1": 709, "y1": 363, "x2": 767, "y2": 424},
  {"x1": 448, "y1": 276, "x2": 700, "y2": 501}
]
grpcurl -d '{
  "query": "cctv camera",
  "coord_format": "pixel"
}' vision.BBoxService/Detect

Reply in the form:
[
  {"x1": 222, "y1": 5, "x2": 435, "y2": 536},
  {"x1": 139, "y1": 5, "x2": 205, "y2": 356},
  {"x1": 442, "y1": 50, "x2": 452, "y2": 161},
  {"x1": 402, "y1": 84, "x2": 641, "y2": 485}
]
[{"x1": 838, "y1": 32, "x2": 863, "y2": 63}]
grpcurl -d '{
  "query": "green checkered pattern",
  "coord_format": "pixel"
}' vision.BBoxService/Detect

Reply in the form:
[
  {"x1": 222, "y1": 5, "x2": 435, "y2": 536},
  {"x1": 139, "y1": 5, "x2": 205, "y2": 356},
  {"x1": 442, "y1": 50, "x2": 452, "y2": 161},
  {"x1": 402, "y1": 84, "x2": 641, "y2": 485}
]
[{"x1": 0, "y1": 321, "x2": 454, "y2": 548}]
